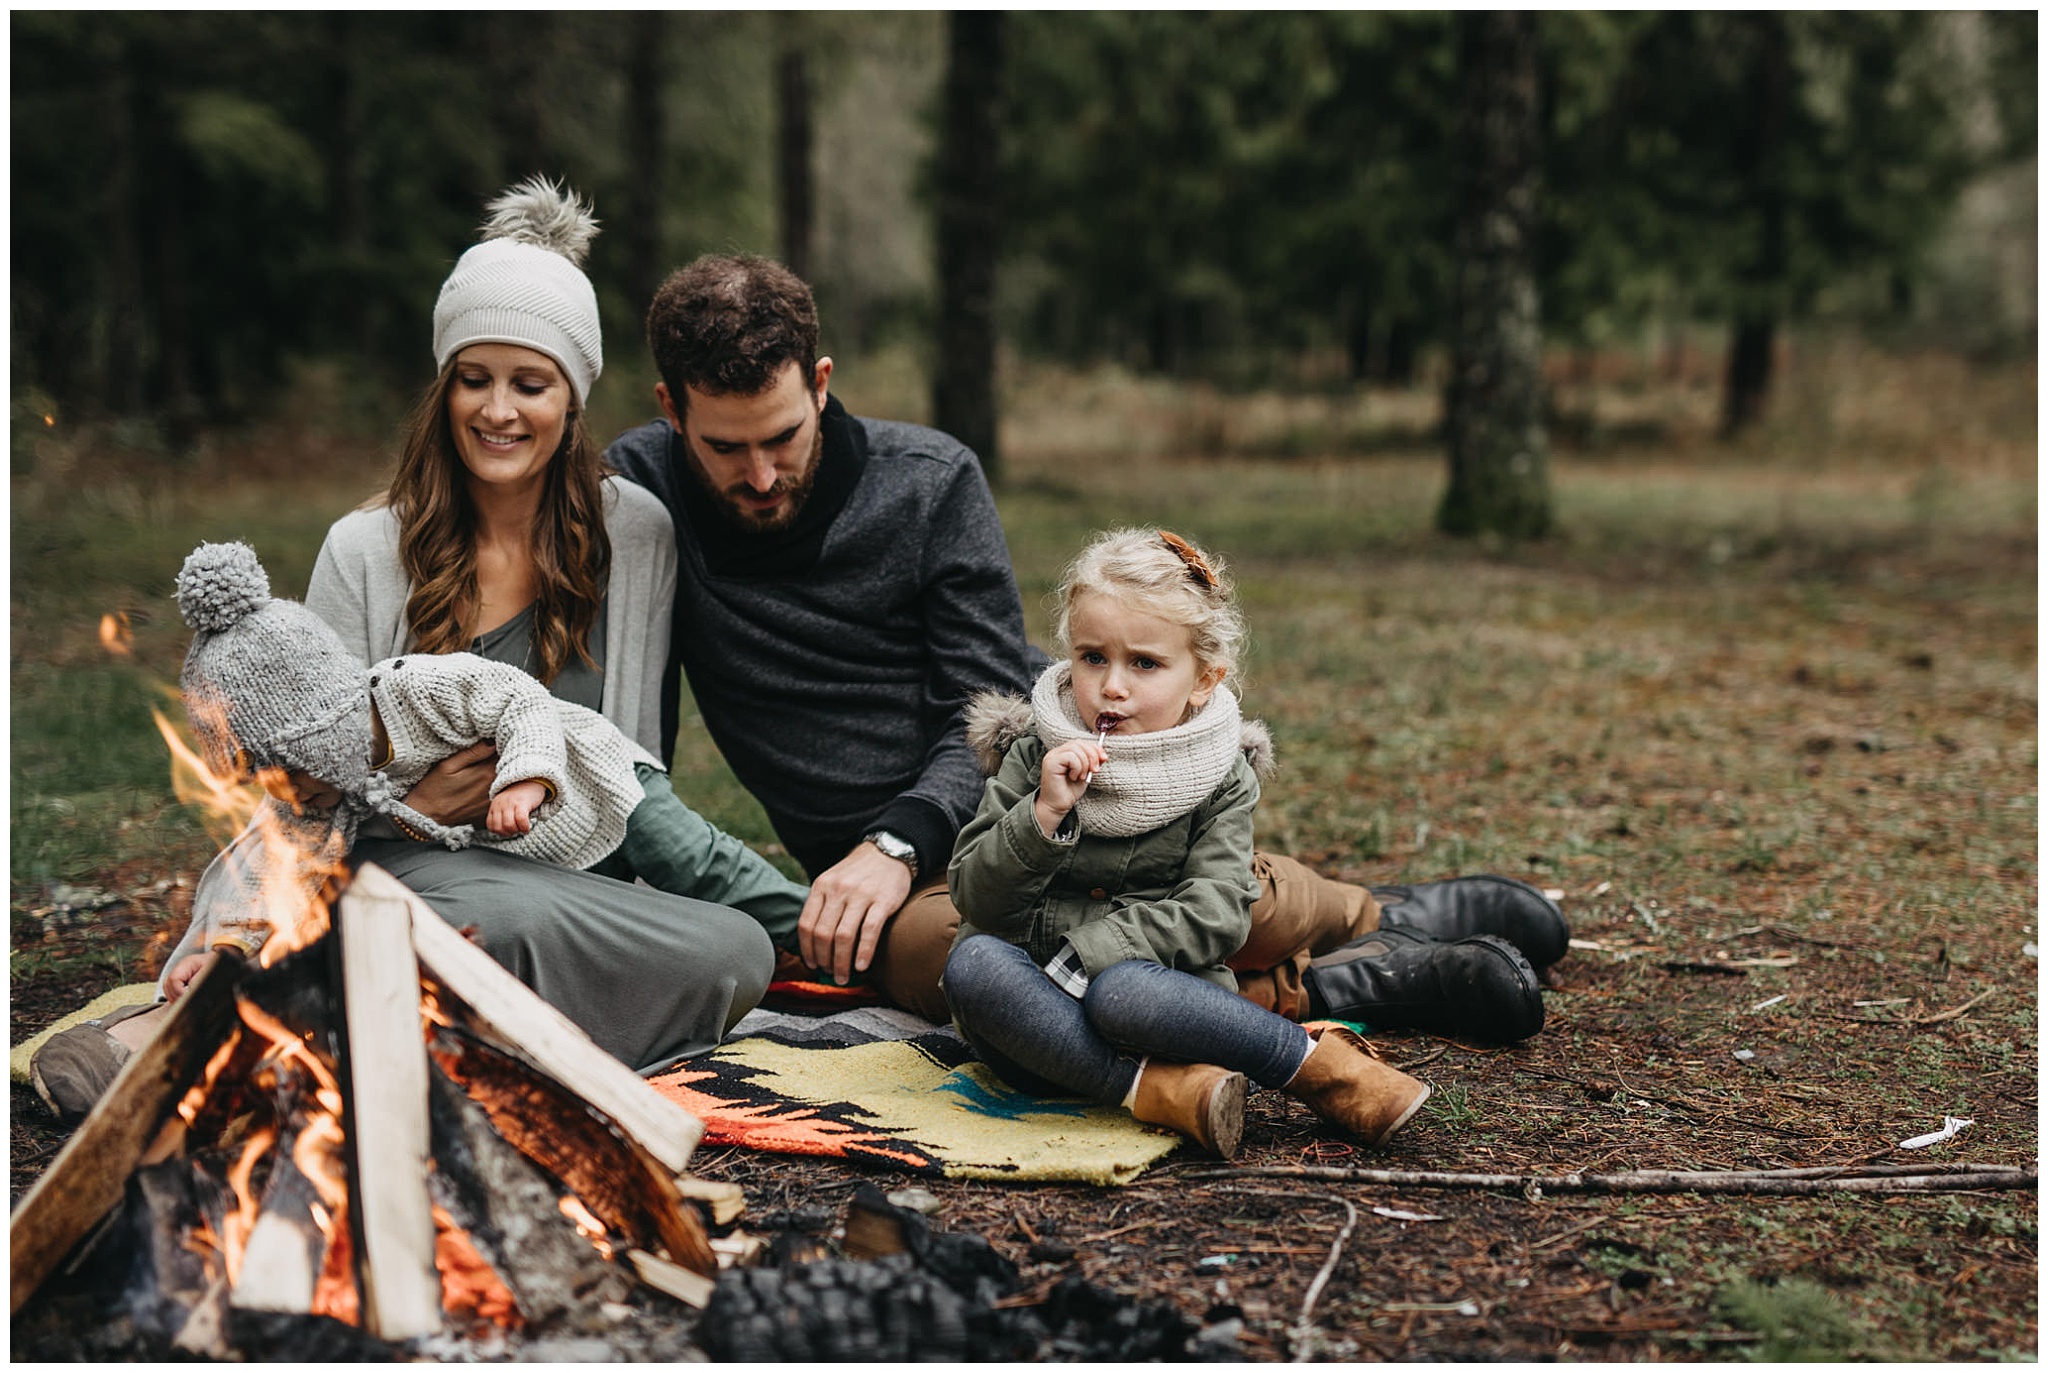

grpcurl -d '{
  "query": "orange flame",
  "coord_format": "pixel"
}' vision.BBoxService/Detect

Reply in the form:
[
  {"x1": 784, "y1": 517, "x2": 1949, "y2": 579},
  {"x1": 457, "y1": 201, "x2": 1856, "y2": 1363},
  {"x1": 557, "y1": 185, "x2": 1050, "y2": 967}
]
[
  {"x1": 153, "y1": 705, "x2": 266, "y2": 848},
  {"x1": 559, "y1": 1195, "x2": 615, "y2": 1260},
  {"x1": 152, "y1": 702, "x2": 347, "y2": 964},
  {"x1": 99, "y1": 612, "x2": 133, "y2": 656},
  {"x1": 434, "y1": 1205, "x2": 525, "y2": 1328},
  {"x1": 220, "y1": 1124, "x2": 278, "y2": 1289}
]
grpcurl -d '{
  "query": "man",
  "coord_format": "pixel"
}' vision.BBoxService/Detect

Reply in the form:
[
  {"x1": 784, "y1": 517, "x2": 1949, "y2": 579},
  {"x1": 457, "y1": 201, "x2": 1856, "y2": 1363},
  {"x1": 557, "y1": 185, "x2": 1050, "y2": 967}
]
[{"x1": 604, "y1": 254, "x2": 1567, "y2": 1040}]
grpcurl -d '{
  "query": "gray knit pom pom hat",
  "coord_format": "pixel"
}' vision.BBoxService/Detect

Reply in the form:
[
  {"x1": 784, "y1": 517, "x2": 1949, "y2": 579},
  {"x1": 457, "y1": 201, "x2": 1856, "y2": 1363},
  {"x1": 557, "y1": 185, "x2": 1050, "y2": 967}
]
[
  {"x1": 432, "y1": 176, "x2": 603, "y2": 404},
  {"x1": 176, "y1": 541, "x2": 373, "y2": 800}
]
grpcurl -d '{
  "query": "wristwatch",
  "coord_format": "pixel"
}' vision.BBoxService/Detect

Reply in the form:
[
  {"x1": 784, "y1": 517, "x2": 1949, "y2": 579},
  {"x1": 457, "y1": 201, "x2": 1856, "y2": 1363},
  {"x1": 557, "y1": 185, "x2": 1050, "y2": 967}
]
[{"x1": 863, "y1": 829, "x2": 920, "y2": 881}]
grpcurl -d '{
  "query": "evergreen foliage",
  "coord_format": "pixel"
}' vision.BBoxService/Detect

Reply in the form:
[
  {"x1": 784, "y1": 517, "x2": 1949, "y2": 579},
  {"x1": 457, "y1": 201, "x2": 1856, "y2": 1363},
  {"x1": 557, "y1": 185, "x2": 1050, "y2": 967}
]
[{"x1": 9, "y1": 12, "x2": 2033, "y2": 438}]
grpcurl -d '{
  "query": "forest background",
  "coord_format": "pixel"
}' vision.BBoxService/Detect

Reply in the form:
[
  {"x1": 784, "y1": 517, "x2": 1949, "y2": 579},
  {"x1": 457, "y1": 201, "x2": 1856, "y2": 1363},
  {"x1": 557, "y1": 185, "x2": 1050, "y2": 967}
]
[{"x1": 10, "y1": 11, "x2": 2039, "y2": 1360}]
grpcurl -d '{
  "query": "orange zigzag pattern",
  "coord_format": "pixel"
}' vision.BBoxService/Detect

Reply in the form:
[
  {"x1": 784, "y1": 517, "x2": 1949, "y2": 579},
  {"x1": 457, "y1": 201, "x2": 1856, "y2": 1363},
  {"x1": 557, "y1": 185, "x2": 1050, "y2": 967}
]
[{"x1": 651, "y1": 1069, "x2": 932, "y2": 1169}]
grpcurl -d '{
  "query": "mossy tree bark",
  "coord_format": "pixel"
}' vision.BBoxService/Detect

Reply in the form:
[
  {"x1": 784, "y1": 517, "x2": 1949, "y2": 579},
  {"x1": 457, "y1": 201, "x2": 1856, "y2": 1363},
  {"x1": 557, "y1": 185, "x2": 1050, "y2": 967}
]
[{"x1": 1438, "y1": 10, "x2": 1551, "y2": 540}]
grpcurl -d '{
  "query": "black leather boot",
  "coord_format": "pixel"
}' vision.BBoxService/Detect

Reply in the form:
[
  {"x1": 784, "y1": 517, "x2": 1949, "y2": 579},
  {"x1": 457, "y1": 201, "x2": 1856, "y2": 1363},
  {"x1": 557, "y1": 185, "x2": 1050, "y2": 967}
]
[
  {"x1": 1302, "y1": 927, "x2": 1544, "y2": 1043},
  {"x1": 1370, "y1": 875, "x2": 1570, "y2": 970}
]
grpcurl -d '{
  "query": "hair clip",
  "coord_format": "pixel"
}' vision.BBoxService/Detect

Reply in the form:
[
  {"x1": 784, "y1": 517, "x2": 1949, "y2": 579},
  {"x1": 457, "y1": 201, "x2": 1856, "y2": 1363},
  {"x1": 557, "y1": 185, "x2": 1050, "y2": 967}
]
[{"x1": 1157, "y1": 530, "x2": 1217, "y2": 589}]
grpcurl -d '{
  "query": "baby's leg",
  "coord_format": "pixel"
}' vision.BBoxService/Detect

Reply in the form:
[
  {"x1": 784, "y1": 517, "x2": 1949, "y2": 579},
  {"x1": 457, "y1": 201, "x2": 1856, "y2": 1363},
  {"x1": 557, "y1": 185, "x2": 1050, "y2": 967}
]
[
  {"x1": 941, "y1": 935, "x2": 1139, "y2": 1106},
  {"x1": 105, "y1": 1002, "x2": 171, "y2": 1053},
  {"x1": 1083, "y1": 959, "x2": 1313, "y2": 1089},
  {"x1": 618, "y1": 764, "x2": 808, "y2": 945}
]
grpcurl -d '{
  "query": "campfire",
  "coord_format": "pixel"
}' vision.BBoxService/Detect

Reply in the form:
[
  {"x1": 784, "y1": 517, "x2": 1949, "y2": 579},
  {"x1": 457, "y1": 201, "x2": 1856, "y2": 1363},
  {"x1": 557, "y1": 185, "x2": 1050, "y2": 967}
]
[{"x1": 11, "y1": 706, "x2": 726, "y2": 1354}]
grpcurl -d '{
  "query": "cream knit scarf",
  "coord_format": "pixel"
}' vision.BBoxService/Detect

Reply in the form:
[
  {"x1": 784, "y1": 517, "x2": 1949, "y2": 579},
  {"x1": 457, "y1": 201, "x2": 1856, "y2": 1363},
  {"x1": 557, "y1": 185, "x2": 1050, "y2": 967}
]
[{"x1": 1029, "y1": 660, "x2": 1243, "y2": 838}]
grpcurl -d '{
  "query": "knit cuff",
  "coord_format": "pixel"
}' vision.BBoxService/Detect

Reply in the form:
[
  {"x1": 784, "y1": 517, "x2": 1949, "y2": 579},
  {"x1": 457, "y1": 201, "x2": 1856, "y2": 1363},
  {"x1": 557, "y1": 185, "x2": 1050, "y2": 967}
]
[{"x1": 871, "y1": 795, "x2": 955, "y2": 886}]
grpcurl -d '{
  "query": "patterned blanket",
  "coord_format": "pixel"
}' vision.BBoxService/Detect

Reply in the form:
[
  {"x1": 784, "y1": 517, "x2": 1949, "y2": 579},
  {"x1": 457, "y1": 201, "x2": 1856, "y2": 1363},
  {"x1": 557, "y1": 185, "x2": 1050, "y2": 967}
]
[{"x1": 646, "y1": 1004, "x2": 1181, "y2": 1186}]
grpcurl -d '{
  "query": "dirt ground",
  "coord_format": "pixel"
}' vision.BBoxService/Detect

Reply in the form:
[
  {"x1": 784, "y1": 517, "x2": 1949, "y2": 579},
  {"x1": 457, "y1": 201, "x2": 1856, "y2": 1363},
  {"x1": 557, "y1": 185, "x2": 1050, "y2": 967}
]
[{"x1": 12, "y1": 876, "x2": 2035, "y2": 1361}]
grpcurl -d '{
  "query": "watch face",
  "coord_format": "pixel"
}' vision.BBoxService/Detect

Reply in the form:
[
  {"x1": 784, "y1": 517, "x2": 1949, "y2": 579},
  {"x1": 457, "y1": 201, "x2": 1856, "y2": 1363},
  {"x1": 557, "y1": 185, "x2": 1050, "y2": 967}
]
[{"x1": 869, "y1": 831, "x2": 914, "y2": 863}]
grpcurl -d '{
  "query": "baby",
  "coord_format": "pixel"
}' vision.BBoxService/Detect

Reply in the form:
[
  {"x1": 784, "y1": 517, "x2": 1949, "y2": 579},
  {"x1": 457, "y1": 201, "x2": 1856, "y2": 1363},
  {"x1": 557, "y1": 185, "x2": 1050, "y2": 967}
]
[{"x1": 163, "y1": 540, "x2": 651, "y2": 978}]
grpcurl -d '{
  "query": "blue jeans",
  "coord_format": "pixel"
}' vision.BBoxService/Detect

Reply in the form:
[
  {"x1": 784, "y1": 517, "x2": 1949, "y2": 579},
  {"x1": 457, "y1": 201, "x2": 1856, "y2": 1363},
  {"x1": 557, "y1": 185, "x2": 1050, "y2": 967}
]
[{"x1": 943, "y1": 935, "x2": 1313, "y2": 1106}]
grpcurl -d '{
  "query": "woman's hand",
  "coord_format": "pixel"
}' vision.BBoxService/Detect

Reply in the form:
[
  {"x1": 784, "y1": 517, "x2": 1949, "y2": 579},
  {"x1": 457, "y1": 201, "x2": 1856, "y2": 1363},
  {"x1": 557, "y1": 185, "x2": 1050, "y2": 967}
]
[
  {"x1": 487, "y1": 779, "x2": 548, "y2": 837},
  {"x1": 1034, "y1": 738, "x2": 1105, "y2": 838},
  {"x1": 403, "y1": 741, "x2": 498, "y2": 827}
]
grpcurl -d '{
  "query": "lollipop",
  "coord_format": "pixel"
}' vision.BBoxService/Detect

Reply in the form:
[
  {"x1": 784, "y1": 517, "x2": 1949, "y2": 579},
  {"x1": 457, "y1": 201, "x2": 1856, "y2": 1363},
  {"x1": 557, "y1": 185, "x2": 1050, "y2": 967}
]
[{"x1": 1084, "y1": 712, "x2": 1123, "y2": 784}]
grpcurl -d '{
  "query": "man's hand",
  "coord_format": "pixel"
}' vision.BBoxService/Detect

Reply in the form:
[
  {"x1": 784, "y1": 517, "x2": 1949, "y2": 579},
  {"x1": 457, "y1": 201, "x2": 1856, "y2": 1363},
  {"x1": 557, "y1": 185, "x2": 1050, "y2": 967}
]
[
  {"x1": 797, "y1": 843, "x2": 915, "y2": 985},
  {"x1": 403, "y1": 741, "x2": 498, "y2": 828}
]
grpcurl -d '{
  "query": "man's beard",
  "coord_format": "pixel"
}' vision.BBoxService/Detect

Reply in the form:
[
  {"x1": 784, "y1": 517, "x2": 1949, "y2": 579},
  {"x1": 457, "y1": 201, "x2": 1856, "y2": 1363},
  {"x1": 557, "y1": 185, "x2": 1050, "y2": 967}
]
[{"x1": 685, "y1": 421, "x2": 824, "y2": 534}]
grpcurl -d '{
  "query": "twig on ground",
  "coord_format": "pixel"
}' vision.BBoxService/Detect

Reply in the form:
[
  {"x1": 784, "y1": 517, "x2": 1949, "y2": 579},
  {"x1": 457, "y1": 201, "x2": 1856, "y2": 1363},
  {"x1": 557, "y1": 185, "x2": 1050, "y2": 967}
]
[
  {"x1": 1523, "y1": 1214, "x2": 1609, "y2": 1252},
  {"x1": 1907, "y1": 987, "x2": 1998, "y2": 1026},
  {"x1": 1289, "y1": 1192, "x2": 1358, "y2": 1364},
  {"x1": 1078, "y1": 1217, "x2": 1163, "y2": 1244},
  {"x1": 1182, "y1": 1163, "x2": 2035, "y2": 1196},
  {"x1": 1819, "y1": 986, "x2": 2000, "y2": 1028}
]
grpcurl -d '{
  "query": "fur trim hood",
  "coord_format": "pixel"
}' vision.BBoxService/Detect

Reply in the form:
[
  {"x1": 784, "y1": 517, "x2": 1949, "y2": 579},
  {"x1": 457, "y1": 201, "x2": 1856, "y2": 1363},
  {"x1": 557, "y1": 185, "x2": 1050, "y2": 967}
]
[{"x1": 963, "y1": 689, "x2": 1276, "y2": 781}]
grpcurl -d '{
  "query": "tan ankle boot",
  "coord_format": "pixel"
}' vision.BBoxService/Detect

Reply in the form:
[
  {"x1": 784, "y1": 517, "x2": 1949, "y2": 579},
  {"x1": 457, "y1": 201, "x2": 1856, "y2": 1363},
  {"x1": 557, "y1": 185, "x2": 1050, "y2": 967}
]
[
  {"x1": 1284, "y1": 1026, "x2": 1431, "y2": 1145},
  {"x1": 1130, "y1": 1060, "x2": 1248, "y2": 1159}
]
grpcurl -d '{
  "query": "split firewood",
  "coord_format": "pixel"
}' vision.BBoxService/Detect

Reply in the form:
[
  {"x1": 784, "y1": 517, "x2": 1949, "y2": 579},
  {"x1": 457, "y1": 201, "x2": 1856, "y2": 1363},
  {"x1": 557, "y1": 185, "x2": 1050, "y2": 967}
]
[
  {"x1": 627, "y1": 1249, "x2": 714, "y2": 1309},
  {"x1": 674, "y1": 1176, "x2": 746, "y2": 1228},
  {"x1": 10, "y1": 949, "x2": 247, "y2": 1314}
]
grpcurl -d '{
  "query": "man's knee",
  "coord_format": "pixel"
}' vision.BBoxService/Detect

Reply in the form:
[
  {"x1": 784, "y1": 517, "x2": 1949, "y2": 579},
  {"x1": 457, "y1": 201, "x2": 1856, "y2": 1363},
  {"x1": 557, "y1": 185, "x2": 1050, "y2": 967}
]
[{"x1": 871, "y1": 882, "x2": 959, "y2": 1023}]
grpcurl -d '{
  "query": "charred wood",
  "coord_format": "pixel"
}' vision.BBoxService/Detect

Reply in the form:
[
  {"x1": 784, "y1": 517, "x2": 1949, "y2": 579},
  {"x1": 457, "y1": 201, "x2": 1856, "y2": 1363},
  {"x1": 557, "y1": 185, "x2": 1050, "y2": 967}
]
[
  {"x1": 424, "y1": 1061, "x2": 629, "y2": 1328},
  {"x1": 426, "y1": 1022, "x2": 713, "y2": 1274}
]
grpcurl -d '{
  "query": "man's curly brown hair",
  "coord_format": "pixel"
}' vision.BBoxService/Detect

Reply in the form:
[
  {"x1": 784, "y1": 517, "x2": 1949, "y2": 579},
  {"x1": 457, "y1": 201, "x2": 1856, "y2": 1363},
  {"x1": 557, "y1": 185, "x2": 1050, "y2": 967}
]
[{"x1": 645, "y1": 254, "x2": 818, "y2": 411}]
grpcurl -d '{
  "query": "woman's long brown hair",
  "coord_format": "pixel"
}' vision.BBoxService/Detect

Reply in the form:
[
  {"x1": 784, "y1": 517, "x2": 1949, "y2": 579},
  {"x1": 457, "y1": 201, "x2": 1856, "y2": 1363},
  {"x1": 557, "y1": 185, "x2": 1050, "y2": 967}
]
[{"x1": 379, "y1": 362, "x2": 611, "y2": 685}]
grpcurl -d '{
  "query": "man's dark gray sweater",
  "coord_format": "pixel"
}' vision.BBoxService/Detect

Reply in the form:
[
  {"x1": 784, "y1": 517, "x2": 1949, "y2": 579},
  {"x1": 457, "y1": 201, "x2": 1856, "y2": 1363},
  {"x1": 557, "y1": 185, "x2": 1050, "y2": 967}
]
[{"x1": 605, "y1": 397, "x2": 1038, "y2": 882}]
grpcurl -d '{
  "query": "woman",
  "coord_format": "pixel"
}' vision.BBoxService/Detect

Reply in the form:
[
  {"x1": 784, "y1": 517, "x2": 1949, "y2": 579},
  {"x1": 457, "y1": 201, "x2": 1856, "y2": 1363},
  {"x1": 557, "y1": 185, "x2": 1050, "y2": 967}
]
[
  {"x1": 300, "y1": 177, "x2": 815, "y2": 1073},
  {"x1": 31, "y1": 181, "x2": 774, "y2": 1118}
]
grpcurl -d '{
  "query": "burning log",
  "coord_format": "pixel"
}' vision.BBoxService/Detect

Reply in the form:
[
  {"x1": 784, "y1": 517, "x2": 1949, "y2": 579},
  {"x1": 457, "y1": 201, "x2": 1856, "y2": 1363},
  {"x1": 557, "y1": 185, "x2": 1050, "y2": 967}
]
[
  {"x1": 11, "y1": 863, "x2": 719, "y2": 1354},
  {"x1": 10, "y1": 946, "x2": 246, "y2": 1313},
  {"x1": 333, "y1": 864, "x2": 438, "y2": 1338},
  {"x1": 423, "y1": 1061, "x2": 632, "y2": 1327}
]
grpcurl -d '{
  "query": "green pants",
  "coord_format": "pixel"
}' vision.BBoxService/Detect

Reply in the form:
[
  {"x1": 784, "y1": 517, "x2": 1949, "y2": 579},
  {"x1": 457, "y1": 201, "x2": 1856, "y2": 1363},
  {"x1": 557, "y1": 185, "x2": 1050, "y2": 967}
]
[{"x1": 599, "y1": 763, "x2": 809, "y2": 949}]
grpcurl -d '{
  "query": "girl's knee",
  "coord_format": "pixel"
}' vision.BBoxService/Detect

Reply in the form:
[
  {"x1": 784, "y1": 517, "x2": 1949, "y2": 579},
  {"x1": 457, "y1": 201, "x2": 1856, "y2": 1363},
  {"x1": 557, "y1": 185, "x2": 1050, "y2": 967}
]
[
  {"x1": 1082, "y1": 959, "x2": 1173, "y2": 1037},
  {"x1": 941, "y1": 934, "x2": 1018, "y2": 1011}
]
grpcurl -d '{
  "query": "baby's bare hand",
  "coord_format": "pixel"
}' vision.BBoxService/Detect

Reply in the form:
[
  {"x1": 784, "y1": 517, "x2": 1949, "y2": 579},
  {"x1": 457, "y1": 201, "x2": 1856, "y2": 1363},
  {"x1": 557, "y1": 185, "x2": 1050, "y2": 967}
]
[{"x1": 487, "y1": 780, "x2": 547, "y2": 837}]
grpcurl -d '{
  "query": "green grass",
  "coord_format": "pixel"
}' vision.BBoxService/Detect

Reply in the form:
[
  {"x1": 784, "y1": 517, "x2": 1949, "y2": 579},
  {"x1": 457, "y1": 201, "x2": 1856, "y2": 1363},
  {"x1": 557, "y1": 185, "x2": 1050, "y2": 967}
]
[{"x1": 8, "y1": 336, "x2": 2037, "y2": 1358}]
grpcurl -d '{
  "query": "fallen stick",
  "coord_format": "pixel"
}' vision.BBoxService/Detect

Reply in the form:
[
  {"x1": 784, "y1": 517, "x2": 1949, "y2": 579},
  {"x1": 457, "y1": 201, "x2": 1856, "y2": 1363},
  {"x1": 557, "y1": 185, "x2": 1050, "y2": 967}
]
[
  {"x1": 1181, "y1": 1163, "x2": 2036, "y2": 1196},
  {"x1": 1289, "y1": 1194, "x2": 1358, "y2": 1365},
  {"x1": 1907, "y1": 987, "x2": 1998, "y2": 1026}
]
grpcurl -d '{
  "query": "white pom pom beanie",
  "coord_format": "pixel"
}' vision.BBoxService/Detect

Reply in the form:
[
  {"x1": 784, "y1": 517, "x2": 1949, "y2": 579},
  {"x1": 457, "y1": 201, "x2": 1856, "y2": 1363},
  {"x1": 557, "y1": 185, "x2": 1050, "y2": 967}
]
[
  {"x1": 175, "y1": 541, "x2": 373, "y2": 798},
  {"x1": 431, "y1": 177, "x2": 604, "y2": 405}
]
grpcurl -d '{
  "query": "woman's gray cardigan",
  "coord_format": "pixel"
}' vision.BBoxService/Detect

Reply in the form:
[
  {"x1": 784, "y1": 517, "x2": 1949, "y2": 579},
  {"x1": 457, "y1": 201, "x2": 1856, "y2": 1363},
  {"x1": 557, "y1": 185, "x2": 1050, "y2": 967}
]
[{"x1": 305, "y1": 477, "x2": 677, "y2": 762}]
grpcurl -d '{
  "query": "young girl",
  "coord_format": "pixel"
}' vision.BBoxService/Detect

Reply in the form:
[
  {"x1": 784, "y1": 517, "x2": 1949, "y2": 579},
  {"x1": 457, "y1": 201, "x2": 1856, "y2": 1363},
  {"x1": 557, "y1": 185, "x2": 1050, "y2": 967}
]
[{"x1": 943, "y1": 528, "x2": 1431, "y2": 1159}]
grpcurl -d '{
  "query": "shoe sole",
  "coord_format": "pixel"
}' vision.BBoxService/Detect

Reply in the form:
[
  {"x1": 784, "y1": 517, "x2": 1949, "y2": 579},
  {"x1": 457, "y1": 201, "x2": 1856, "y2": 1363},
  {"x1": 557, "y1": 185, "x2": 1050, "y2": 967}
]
[
  {"x1": 1205, "y1": 1072, "x2": 1248, "y2": 1160},
  {"x1": 1372, "y1": 1080, "x2": 1432, "y2": 1146}
]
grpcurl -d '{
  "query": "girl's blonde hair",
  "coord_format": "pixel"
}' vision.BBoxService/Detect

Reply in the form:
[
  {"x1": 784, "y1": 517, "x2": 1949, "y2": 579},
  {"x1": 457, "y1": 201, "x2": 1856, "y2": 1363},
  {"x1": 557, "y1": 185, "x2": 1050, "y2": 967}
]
[{"x1": 1053, "y1": 528, "x2": 1246, "y2": 676}]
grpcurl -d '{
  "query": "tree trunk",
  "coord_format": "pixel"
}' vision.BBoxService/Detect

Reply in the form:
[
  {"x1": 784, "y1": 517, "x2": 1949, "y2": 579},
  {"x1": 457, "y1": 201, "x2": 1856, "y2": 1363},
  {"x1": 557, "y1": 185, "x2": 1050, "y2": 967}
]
[
  {"x1": 931, "y1": 11, "x2": 1004, "y2": 478},
  {"x1": 324, "y1": 13, "x2": 373, "y2": 364},
  {"x1": 1718, "y1": 14, "x2": 1790, "y2": 438},
  {"x1": 1438, "y1": 10, "x2": 1551, "y2": 540},
  {"x1": 101, "y1": 40, "x2": 146, "y2": 415},
  {"x1": 1720, "y1": 312, "x2": 1776, "y2": 436},
  {"x1": 623, "y1": 12, "x2": 668, "y2": 313},
  {"x1": 776, "y1": 44, "x2": 813, "y2": 280},
  {"x1": 488, "y1": 18, "x2": 548, "y2": 186}
]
